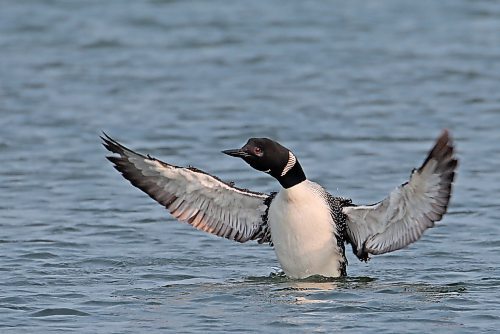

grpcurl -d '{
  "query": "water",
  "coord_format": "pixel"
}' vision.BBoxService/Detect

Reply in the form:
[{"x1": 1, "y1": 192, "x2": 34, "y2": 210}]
[{"x1": 1, "y1": 0, "x2": 500, "y2": 332}]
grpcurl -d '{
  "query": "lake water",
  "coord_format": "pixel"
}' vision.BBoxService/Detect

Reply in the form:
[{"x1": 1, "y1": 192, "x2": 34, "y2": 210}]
[{"x1": 1, "y1": 0, "x2": 500, "y2": 333}]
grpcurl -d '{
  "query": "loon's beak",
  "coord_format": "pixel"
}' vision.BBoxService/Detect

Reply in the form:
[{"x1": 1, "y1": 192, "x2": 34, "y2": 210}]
[{"x1": 222, "y1": 148, "x2": 251, "y2": 158}]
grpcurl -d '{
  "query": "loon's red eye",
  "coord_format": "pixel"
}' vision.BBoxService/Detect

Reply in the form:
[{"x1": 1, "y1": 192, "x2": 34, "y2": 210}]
[{"x1": 255, "y1": 147, "x2": 262, "y2": 155}]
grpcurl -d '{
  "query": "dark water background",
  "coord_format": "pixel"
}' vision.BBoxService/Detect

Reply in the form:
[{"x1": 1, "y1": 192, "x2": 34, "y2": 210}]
[{"x1": 1, "y1": 0, "x2": 500, "y2": 333}]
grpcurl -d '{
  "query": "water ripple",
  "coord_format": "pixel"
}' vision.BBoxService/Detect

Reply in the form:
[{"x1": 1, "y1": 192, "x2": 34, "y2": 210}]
[{"x1": 30, "y1": 308, "x2": 90, "y2": 317}]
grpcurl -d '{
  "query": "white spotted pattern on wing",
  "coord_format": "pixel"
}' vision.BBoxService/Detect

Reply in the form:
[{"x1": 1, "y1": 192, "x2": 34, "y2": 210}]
[{"x1": 280, "y1": 151, "x2": 296, "y2": 177}]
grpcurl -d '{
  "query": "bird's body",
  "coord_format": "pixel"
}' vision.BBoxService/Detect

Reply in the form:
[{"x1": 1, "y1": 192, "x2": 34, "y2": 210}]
[
  {"x1": 268, "y1": 180, "x2": 347, "y2": 278},
  {"x1": 102, "y1": 131, "x2": 457, "y2": 279}
]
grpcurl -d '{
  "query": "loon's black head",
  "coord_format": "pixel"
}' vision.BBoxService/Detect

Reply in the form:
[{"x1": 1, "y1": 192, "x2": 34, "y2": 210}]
[{"x1": 222, "y1": 138, "x2": 306, "y2": 188}]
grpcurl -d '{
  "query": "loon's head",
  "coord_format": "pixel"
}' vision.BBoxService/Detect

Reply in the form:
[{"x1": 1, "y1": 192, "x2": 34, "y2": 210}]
[{"x1": 222, "y1": 138, "x2": 306, "y2": 188}]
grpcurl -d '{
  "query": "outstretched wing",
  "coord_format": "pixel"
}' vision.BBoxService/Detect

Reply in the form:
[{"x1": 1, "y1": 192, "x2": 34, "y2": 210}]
[
  {"x1": 102, "y1": 133, "x2": 271, "y2": 243},
  {"x1": 343, "y1": 130, "x2": 458, "y2": 261}
]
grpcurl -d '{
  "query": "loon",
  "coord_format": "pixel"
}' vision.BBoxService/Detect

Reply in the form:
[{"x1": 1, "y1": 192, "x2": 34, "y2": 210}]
[{"x1": 102, "y1": 130, "x2": 457, "y2": 279}]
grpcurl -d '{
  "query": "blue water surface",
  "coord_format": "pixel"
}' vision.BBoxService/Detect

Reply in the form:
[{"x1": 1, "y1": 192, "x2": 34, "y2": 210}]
[{"x1": 1, "y1": 1, "x2": 500, "y2": 333}]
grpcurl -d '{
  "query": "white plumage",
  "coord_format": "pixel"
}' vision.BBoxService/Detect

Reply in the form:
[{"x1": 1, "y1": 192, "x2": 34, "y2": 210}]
[{"x1": 268, "y1": 181, "x2": 345, "y2": 278}]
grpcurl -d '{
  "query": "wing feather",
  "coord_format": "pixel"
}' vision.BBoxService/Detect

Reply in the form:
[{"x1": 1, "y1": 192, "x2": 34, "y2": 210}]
[
  {"x1": 102, "y1": 133, "x2": 270, "y2": 243},
  {"x1": 343, "y1": 130, "x2": 458, "y2": 260}
]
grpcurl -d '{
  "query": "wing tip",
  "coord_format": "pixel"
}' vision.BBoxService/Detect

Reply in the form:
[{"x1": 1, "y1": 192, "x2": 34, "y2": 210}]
[
  {"x1": 101, "y1": 132, "x2": 152, "y2": 163},
  {"x1": 417, "y1": 129, "x2": 459, "y2": 220},
  {"x1": 100, "y1": 131, "x2": 123, "y2": 155},
  {"x1": 421, "y1": 129, "x2": 459, "y2": 172},
  {"x1": 100, "y1": 131, "x2": 114, "y2": 144},
  {"x1": 440, "y1": 128, "x2": 450, "y2": 140}
]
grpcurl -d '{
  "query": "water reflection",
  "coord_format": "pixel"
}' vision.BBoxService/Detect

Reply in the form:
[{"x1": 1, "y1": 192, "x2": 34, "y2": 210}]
[
  {"x1": 263, "y1": 275, "x2": 466, "y2": 305},
  {"x1": 265, "y1": 275, "x2": 376, "y2": 304}
]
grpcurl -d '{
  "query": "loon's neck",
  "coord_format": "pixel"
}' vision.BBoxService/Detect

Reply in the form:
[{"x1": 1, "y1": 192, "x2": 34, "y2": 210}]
[{"x1": 274, "y1": 161, "x2": 306, "y2": 189}]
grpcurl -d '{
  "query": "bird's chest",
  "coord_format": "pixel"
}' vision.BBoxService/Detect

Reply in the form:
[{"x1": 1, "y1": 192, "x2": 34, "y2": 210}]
[{"x1": 267, "y1": 183, "x2": 342, "y2": 278}]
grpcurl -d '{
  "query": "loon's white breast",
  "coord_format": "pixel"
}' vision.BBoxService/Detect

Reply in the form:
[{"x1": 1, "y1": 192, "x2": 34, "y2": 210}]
[{"x1": 267, "y1": 180, "x2": 346, "y2": 279}]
